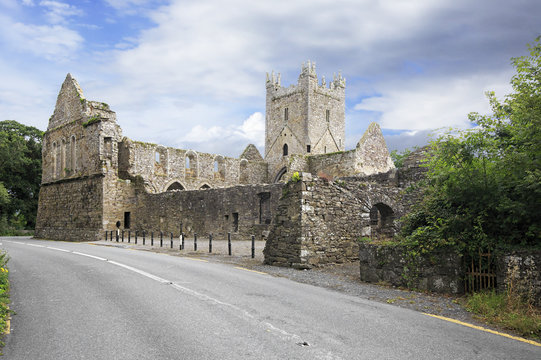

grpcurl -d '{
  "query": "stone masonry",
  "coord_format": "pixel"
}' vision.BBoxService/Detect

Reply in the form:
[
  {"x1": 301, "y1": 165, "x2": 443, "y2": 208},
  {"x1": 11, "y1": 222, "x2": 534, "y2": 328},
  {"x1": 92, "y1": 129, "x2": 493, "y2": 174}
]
[{"x1": 35, "y1": 64, "x2": 397, "y2": 266}]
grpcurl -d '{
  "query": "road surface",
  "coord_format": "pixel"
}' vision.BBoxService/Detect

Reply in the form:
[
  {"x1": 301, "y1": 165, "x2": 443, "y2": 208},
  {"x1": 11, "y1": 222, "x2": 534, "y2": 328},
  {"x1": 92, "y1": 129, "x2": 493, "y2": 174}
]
[{"x1": 1, "y1": 237, "x2": 539, "y2": 359}]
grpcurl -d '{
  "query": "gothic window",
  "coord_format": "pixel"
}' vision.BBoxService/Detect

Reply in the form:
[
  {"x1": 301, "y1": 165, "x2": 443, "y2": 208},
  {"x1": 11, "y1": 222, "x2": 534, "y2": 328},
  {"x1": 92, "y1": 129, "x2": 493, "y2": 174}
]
[
  {"x1": 326, "y1": 109, "x2": 330, "y2": 122},
  {"x1": 185, "y1": 156, "x2": 190, "y2": 169},
  {"x1": 239, "y1": 159, "x2": 248, "y2": 183},
  {"x1": 284, "y1": 107, "x2": 289, "y2": 122},
  {"x1": 61, "y1": 139, "x2": 66, "y2": 177},
  {"x1": 185, "y1": 151, "x2": 197, "y2": 178},
  {"x1": 214, "y1": 156, "x2": 225, "y2": 180},
  {"x1": 283, "y1": 143, "x2": 288, "y2": 156},
  {"x1": 166, "y1": 182, "x2": 184, "y2": 191},
  {"x1": 155, "y1": 151, "x2": 160, "y2": 164},
  {"x1": 70, "y1": 135, "x2": 76, "y2": 171},
  {"x1": 52, "y1": 142, "x2": 57, "y2": 179}
]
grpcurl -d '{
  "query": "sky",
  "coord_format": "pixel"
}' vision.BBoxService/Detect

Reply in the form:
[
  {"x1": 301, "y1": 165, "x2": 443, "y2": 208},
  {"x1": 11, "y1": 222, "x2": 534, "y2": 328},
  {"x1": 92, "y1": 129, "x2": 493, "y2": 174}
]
[{"x1": 0, "y1": 0, "x2": 539, "y2": 157}]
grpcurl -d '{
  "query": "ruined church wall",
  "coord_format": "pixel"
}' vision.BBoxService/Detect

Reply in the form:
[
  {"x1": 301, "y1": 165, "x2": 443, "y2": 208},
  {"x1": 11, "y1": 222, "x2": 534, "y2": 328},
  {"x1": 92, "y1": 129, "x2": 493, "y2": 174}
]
[
  {"x1": 35, "y1": 176, "x2": 104, "y2": 241},
  {"x1": 129, "y1": 183, "x2": 284, "y2": 241},
  {"x1": 264, "y1": 174, "x2": 365, "y2": 268},
  {"x1": 119, "y1": 139, "x2": 267, "y2": 193}
]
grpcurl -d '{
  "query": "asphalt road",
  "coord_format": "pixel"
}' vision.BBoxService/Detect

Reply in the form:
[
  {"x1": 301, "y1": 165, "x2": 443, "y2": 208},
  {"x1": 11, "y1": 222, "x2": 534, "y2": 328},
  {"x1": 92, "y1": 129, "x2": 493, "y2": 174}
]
[{"x1": 1, "y1": 237, "x2": 539, "y2": 359}]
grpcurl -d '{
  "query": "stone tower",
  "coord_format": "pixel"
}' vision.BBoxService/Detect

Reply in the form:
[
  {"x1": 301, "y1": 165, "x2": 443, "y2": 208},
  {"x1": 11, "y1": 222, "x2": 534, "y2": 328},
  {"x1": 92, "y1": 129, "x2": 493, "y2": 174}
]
[{"x1": 265, "y1": 61, "x2": 346, "y2": 178}]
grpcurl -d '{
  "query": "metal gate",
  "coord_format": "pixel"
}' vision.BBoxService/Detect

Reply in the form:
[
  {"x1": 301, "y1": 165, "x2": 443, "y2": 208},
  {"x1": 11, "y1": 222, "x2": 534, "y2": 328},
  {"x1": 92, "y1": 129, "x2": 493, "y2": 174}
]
[{"x1": 465, "y1": 250, "x2": 496, "y2": 293}]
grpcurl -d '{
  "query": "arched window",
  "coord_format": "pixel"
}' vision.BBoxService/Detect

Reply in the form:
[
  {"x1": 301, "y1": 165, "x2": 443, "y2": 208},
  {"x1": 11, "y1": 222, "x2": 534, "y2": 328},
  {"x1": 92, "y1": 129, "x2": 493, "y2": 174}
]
[
  {"x1": 283, "y1": 143, "x2": 288, "y2": 156},
  {"x1": 61, "y1": 139, "x2": 66, "y2": 177},
  {"x1": 52, "y1": 142, "x2": 57, "y2": 179},
  {"x1": 70, "y1": 135, "x2": 76, "y2": 171},
  {"x1": 166, "y1": 182, "x2": 184, "y2": 191},
  {"x1": 213, "y1": 155, "x2": 225, "y2": 180},
  {"x1": 185, "y1": 156, "x2": 190, "y2": 169},
  {"x1": 185, "y1": 151, "x2": 197, "y2": 178},
  {"x1": 369, "y1": 203, "x2": 395, "y2": 241}
]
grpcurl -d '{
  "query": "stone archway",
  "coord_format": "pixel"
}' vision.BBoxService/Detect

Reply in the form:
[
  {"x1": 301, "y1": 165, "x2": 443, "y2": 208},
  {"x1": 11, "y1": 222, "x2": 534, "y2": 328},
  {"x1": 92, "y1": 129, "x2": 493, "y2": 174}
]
[
  {"x1": 369, "y1": 202, "x2": 395, "y2": 241},
  {"x1": 273, "y1": 167, "x2": 287, "y2": 183}
]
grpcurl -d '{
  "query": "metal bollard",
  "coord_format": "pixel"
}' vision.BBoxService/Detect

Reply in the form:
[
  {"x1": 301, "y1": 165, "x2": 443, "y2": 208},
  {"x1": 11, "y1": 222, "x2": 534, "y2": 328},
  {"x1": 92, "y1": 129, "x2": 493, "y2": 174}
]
[
  {"x1": 143, "y1": 231, "x2": 146, "y2": 245},
  {"x1": 110, "y1": 230, "x2": 113, "y2": 242},
  {"x1": 135, "y1": 230, "x2": 138, "y2": 245},
  {"x1": 116, "y1": 230, "x2": 119, "y2": 243},
  {"x1": 181, "y1": 233, "x2": 185, "y2": 250},
  {"x1": 228, "y1": 232, "x2": 231, "y2": 256},
  {"x1": 170, "y1": 232, "x2": 173, "y2": 249},
  {"x1": 194, "y1": 233, "x2": 197, "y2": 251},
  {"x1": 105, "y1": 231, "x2": 108, "y2": 241},
  {"x1": 122, "y1": 230, "x2": 124, "y2": 242},
  {"x1": 251, "y1": 235, "x2": 255, "y2": 259},
  {"x1": 151, "y1": 231, "x2": 154, "y2": 246},
  {"x1": 128, "y1": 230, "x2": 131, "y2": 243},
  {"x1": 160, "y1": 231, "x2": 163, "y2": 247},
  {"x1": 209, "y1": 233, "x2": 212, "y2": 253}
]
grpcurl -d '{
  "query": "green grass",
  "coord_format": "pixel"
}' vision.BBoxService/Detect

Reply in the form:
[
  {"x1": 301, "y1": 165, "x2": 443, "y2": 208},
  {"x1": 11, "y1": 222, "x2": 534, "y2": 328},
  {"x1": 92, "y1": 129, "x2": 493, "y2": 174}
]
[
  {"x1": 0, "y1": 251, "x2": 10, "y2": 344},
  {"x1": 465, "y1": 290, "x2": 541, "y2": 339}
]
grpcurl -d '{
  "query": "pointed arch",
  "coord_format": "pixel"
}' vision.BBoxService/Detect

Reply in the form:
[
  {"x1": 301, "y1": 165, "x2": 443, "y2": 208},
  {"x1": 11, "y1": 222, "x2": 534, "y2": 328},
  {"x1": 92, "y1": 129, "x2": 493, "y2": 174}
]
[
  {"x1": 273, "y1": 167, "x2": 288, "y2": 183},
  {"x1": 165, "y1": 180, "x2": 186, "y2": 192},
  {"x1": 283, "y1": 143, "x2": 288, "y2": 156}
]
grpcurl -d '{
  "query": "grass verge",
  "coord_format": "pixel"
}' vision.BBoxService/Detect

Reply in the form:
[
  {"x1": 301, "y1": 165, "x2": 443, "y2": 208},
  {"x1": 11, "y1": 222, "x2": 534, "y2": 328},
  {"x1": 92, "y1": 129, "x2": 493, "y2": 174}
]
[
  {"x1": 0, "y1": 251, "x2": 9, "y2": 350},
  {"x1": 465, "y1": 290, "x2": 541, "y2": 339}
]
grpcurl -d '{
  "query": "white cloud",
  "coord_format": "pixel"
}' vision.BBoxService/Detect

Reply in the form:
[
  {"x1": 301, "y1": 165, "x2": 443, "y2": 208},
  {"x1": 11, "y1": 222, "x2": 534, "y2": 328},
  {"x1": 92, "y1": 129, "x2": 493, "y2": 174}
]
[
  {"x1": 0, "y1": 15, "x2": 83, "y2": 60},
  {"x1": 39, "y1": 1, "x2": 83, "y2": 24},
  {"x1": 354, "y1": 72, "x2": 513, "y2": 131}
]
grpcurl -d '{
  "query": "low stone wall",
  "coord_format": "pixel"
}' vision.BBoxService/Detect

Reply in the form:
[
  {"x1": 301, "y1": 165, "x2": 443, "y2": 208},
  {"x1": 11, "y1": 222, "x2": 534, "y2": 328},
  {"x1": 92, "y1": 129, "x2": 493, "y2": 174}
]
[
  {"x1": 497, "y1": 250, "x2": 541, "y2": 307},
  {"x1": 358, "y1": 243, "x2": 464, "y2": 294}
]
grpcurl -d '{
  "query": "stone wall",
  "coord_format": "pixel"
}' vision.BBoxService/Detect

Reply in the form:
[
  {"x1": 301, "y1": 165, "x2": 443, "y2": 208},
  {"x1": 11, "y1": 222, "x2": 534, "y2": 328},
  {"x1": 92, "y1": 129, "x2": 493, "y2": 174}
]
[
  {"x1": 119, "y1": 139, "x2": 267, "y2": 193},
  {"x1": 128, "y1": 183, "x2": 284, "y2": 241},
  {"x1": 35, "y1": 176, "x2": 104, "y2": 241},
  {"x1": 497, "y1": 250, "x2": 541, "y2": 306},
  {"x1": 264, "y1": 173, "x2": 365, "y2": 268},
  {"x1": 358, "y1": 243, "x2": 464, "y2": 294}
]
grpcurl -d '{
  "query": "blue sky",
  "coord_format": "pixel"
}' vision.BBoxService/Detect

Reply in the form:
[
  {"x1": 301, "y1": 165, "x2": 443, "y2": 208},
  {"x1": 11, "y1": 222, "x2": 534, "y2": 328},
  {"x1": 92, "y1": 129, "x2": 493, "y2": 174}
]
[{"x1": 0, "y1": 0, "x2": 539, "y2": 156}]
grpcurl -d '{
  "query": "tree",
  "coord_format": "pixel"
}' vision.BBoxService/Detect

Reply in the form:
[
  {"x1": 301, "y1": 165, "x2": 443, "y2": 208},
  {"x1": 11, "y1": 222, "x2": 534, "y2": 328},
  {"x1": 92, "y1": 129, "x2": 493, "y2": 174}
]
[
  {"x1": 400, "y1": 37, "x2": 541, "y2": 253},
  {"x1": 0, "y1": 120, "x2": 43, "y2": 231}
]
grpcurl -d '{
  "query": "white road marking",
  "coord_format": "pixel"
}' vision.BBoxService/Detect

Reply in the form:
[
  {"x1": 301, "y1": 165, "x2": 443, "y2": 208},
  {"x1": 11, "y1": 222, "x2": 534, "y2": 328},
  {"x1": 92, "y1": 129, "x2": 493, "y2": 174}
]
[
  {"x1": 27, "y1": 244, "x2": 45, "y2": 248},
  {"x1": 107, "y1": 260, "x2": 170, "y2": 284},
  {"x1": 72, "y1": 251, "x2": 107, "y2": 261},
  {"x1": 46, "y1": 247, "x2": 71, "y2": 253}
]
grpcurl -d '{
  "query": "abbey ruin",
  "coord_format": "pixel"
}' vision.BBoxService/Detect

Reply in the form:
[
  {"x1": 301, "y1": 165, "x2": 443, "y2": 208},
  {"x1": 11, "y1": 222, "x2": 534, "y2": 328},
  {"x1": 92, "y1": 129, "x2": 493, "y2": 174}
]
[{"x1": 35, "y1": 62, "x2": 423, "y2": 268}]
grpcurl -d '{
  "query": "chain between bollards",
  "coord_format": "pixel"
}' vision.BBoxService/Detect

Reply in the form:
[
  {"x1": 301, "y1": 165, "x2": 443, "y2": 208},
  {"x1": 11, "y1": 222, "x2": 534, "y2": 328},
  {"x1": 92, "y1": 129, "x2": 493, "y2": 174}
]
[{"x1": 251, "y1": 235, "x2": 255, "y2": 259}]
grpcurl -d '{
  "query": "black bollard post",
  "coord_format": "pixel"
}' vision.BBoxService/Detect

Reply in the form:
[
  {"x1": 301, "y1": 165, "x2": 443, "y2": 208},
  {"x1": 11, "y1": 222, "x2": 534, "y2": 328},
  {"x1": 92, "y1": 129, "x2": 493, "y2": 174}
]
[
  {"x1": 110, "y1": 230, "x2": 113, "y2": 242},
  {"x1": 151, "y1": 231, "x2": 154, "y2": 246},
  {"x1": 251, "y1": 235, "x2": 255, "y2": 259},
  {"x1": 181, "y1": 233, "x2": 185, "y2": 250},
  {"x1": 180, "y1": 222, "x2": 183, "y2": 236},
  {"x1": 209, "y1": 233, "x2": 212, "y2": 253},
  {"x1": 194, "y1": 233, "x2": 197, "y2": 251},
  {"x1": 228, "y1": 232, "x2": 231, "y2": 256},
  {"x1": 122, "y1": 230, "x2": 124, "y2": 242},
  {"x1": 128, "y1": 230, "x2": 131, "y2": 243},
  {"x1": 143, "y1": 231, "x2": 146, "y2": 245},
  {"x1": 116, "y1": 230, "x2": 119, "y2": 243},
  {"x1": 160, "y1": 231, "x2": 163, "y2": 247},
  {"x1": 170, "y1": 232, "x2": 173, "y2": 249},
  {"x1": 135, "y1": 231, "x2": 138, "y2": 245},
  {"x1": 105, "y1": 231, "x2": 108, "y2": 241}
]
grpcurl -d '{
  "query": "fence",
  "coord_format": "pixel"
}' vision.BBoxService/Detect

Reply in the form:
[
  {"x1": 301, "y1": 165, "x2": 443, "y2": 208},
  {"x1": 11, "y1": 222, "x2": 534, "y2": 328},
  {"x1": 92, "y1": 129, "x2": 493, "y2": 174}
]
[
  {"x1": 104, "y1": 229, "x2": 257, "y2": 259},
  {"x1": 465, "y1": 250, "x2": 496, "y2": 293}
]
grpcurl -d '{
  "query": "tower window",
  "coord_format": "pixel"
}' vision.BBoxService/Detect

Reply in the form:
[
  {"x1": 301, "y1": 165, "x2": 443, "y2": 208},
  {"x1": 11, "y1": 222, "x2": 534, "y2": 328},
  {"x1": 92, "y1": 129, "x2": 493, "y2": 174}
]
[
  {"x1": 284, "y1": 107, "x2": 289, "y2": 122},
  {"x1": 283, "y1": 143, "x2": 288, "y2": 156},
  {"x1": 326, "y1": 109, "x2": 330, "y2": 122},
  {"x1": 306, "y1": 145, "x2": 311, "y2": 153}
]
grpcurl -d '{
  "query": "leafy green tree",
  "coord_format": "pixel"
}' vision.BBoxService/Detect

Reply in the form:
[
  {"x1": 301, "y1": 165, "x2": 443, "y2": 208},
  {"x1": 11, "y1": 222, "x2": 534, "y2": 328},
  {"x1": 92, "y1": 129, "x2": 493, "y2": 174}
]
[
  {"x1": 0, "y1": 120, "x2": 43, "y2": 231},
  {"x1": 390, "y1": 148, "x2": 413, "y2": 168},
  {"x1": 400, "y1": 38, "x2": 541, "y2": 253}
]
